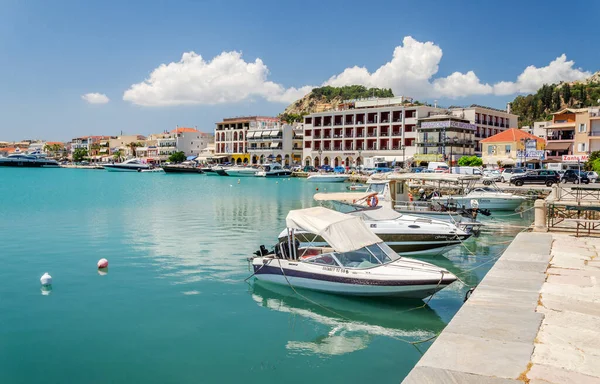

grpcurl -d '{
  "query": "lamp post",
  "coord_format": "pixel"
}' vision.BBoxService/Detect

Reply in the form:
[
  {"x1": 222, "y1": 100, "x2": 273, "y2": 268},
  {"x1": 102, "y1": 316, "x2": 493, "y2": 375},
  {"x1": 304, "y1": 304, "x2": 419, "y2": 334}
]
[
  {"x1": 400, "y1": 145, "x2": 406, "y2": 169},
  {"x1": 318, "y1": 148, "x2": 322, "y2": 168},
  {"x1": 357, "y1": 148, "x2": 362, "y2": 170},
  {"x1": 445, "y1": 136, "x2": 458, "y2": 173},
  {"x1": 520, "y1": 138, "x2": 527, "y2": 169}
]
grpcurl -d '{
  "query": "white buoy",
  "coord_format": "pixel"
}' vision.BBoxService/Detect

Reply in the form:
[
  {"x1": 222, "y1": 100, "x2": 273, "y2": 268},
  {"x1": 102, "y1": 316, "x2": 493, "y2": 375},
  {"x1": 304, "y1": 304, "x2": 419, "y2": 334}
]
[
  {"x1": 276, "y1": 181, "x2": 278, "y2": 184},
  {"x1": 97, "y1": 258, "x2": 109, "y2": 269},
  {"x1": 40, "y1": 272, "x2": 52, "y2": 286}
]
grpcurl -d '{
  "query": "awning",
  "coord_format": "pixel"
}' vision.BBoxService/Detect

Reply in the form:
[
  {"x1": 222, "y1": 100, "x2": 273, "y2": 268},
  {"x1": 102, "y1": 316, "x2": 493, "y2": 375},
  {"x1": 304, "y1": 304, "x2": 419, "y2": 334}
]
[
  {"x1": 187, "y1": 155, "x2": 197, "y2": 161},
  {"x1": 261, "y1": 131, "x2": 270, "y2": 137},
  {"x1": 247, "y1": 132, "x2": 256, "y2": 138},
  {"x1": 270, "y1": 142, "x2": 279, "y2": 148},
  {"x1": 286, "y1": 207, "x2": 381, "y2": 253},
  {"x1": 212, "y1": 155, "x2": 228, "y2": 159},
  {"x1": 546, "y1": 142, "x2": 572, "y2": 151},
  {"x1": 99, "y1": 149, "x2": 108, "y2": 153},
  {"x1": 269, "y1": 130, "x2": 280, "y2": 137}
]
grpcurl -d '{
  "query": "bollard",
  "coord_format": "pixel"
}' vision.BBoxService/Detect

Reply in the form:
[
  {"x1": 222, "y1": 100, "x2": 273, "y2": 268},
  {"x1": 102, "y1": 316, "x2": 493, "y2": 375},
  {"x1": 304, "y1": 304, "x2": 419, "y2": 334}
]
[{"x1": 533, "y1": 199, "x2": 548, "y2": 232}]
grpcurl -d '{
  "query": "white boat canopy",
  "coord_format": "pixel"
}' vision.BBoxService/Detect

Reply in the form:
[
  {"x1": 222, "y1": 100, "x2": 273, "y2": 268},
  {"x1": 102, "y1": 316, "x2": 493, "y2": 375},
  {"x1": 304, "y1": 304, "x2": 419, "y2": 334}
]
[
  {"x1": 285, "y1": 207, "x2": 382, "y2": 253},
  {"x1": 314, "y1": 191, "x2": 374, "y2": 203},
  {"x1": 376, "y1": 173, "x2": 481, "y2": 182}
]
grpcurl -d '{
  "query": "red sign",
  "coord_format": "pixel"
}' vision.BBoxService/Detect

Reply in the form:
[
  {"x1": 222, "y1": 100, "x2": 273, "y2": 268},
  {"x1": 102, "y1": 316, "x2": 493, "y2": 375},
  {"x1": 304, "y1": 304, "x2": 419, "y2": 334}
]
[{"x1": 562, "y1": 155, "x2": 589, "y2": 162}]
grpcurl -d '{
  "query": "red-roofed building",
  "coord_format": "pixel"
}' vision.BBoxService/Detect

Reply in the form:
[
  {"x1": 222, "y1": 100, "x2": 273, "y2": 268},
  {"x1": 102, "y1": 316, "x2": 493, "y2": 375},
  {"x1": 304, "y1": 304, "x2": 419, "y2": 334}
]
[{"x1": 481, "y1": 128, "x2": 546, "y2": 168}]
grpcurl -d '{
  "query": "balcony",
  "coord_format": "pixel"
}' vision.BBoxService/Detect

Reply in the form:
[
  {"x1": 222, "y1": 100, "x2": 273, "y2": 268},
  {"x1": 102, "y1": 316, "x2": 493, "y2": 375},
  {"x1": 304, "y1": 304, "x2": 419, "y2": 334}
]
[
  {"x1": 548, "y1": 134, "x2": 575, "y2": 141},
  {"x1": 356, "y1": 133, "x2": 364, "y2": 138},
  {"x1": 367, "y1": 133, "x2": 378, "y2": 137},
  {"x1": 392, "y1": 131, "x2": 401, "y2": 136},
  {"x1": 356, "y1": 121, "x2": 364, "y2": 125},
  {"x1": 334, "y1": 121, "x2": 343, "y2": 126},
  {"x1": 495, "y1": 123, "x2": 499, "y2": 127},
  {"x1": 589, "y1": 131, "x2": 600, "y2": 137}
]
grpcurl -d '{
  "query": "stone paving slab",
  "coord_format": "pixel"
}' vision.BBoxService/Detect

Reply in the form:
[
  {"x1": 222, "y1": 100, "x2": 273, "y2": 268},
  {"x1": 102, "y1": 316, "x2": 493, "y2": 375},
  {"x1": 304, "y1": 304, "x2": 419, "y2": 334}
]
[
  {"x1": 402, "y1": 366, "x2": 522, "y2": 384},
  {"x1": 415, "y1": 332, "x2": 534, "y2": 379},
  {"x1": 528, "y1": 364, "x2": 600, "y2": 384}
]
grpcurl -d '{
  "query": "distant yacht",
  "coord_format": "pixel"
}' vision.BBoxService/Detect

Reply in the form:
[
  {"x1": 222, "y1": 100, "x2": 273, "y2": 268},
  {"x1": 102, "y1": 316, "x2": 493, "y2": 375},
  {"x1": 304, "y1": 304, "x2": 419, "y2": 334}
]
[
  {"x1": 104, "y1": 159, "x2": 152, "y2": 172},
  {"x1": 0, "y1": 152, "x2": 59, "y2": 168},
  {"x1": 254, "y1": 163, "x2": 292, "y2": 177}
]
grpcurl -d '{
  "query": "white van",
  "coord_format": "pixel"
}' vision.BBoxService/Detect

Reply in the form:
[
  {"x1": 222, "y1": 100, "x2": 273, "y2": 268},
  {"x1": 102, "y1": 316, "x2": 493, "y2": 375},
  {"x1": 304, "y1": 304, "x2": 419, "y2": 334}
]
[
  {"x1": 451, "y1": 166, "x2": 482, "y2": 175},
  {"x1": 427, "y1": 162, "x2": 449, "y2": 172}
]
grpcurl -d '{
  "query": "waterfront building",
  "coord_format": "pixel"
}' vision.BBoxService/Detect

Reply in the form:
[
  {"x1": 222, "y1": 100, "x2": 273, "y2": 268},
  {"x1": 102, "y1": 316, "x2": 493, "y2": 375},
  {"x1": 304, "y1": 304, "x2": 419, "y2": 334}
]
[
  {"x1": 302, "y1": 97, "x2": 442, "y2": 168},
  {"x1": 416, "y1": 112, "x2": 477, "y2": 165},
  {"x1": 521, "y1": 121, "x2": 549, "y2": 140},
  {"x1": 447, "y1": 104, "x2": 519, "y2": 153},
  {"x1": 171, "y1": 127, "x2": 212, "y2": 157},
  {"x1": 247, "y1": 123, "x2": 303, "y2": 165},
  {"x1": 543, "y1": 108, "x2": 592, "y2": 161},
  {"x1": 480, "y1": 128, "x2": 545, "y2": 168},
  {"x1": 108, "y1": 135, "x2": 146, "y2": 159},
  {"x1": 215, "y1": 116, "x2": 279, "y2": 164}
]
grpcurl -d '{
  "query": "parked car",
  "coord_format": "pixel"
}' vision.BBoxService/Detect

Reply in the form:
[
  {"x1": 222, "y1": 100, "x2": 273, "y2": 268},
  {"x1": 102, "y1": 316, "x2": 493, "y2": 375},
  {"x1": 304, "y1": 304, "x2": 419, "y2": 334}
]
[
  {"x1": 482, "y1": 170, "x2": 502, "y2": 185},
  {"x1": 561, "y1": 169, "x2": 590, "y2": 184},
  {"x1": 319, "y1": 165, "x2": 334, "y2": 172},
  {"x1": 333, "y1": 166, "x2": 346, "y2": 173},
  {"x1": 303, "y1": 165, "x2": 317, "y2": 172},
  {"x1": 587, "y1": 171, "x2": 598, "y2": 183},
  {"x1": 500, "y1": 168, "x2": 526, "y2": 183},
  {"x1": 509, "y1": 170, "x2": 560, "y2": 187}
]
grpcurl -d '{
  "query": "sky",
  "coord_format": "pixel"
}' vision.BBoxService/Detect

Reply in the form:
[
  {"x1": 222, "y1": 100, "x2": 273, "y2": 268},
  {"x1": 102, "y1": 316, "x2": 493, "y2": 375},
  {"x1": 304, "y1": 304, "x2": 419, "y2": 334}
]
[{"x1": 0, "y1": 0, "x2": 598, "y2": 141}]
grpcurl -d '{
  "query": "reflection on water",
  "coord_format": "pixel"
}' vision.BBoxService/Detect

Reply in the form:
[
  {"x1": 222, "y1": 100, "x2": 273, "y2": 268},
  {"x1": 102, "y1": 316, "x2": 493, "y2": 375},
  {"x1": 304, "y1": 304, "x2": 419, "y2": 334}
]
[{"x1": 250, "y1": 281, "x2": 445, "y2": 356}]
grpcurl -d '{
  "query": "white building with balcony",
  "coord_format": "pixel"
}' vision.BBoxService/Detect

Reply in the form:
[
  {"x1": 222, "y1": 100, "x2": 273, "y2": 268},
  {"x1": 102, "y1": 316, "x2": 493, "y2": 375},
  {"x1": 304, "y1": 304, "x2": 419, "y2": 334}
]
[
  {"x1": 301, "y1": 97, "x2": 442, "y2": 168},
  {"x1": 247, "y1": 123, "x2": 303, "y2": 165}
]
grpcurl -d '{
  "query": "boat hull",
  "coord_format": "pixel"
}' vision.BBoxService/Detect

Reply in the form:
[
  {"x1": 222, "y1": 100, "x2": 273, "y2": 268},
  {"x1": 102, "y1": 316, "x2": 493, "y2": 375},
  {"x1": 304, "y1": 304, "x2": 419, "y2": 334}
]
[
  {"x1": 162, "y1": 166, "x2": 203, "y2": 174},
  {"x1": 104, "y1": 166, "x2": 148, "y2": 172},
  {"x1": 0, "y1": 161, "x2": 60, "y2": 167},
  {"x1": 291, "y1": 232, "x2": 469, "y2": 255},
  {"x1": 256, "y1": 171, "x2": 292, "y2": 177},
  {"x1": 431, "y1": 196, "x2": 525, "y2": 211},
  {"x1": 226, "y1": 169, "x2": 257, "y2": 177},
  {"x1": 252, "y1": 261, "x2": 455, "y2": 299},
  {"x1": 307, "y1": 175, "x2": 349, "y2": 183}
]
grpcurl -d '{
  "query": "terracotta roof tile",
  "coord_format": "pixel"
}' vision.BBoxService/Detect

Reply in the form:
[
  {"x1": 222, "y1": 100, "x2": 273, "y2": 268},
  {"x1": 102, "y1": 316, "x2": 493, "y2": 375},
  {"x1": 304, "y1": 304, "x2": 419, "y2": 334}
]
[{"x1": 480, "y1": 128, "x2": 545, "y2": 143}]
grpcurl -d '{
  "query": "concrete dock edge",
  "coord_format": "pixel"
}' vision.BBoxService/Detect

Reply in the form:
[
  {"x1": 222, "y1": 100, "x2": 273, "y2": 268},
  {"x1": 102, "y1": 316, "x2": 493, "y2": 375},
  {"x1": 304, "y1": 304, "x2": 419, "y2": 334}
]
[{"x1": 402, "y1": 232, "x2": 553, "y2": 384}]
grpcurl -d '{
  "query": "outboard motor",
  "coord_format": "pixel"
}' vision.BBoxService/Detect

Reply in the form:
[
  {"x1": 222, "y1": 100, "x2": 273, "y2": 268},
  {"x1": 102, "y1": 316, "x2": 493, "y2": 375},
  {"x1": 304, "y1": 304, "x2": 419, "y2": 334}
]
[{"x1": 253, "y1": 245, "x2": 269, "y2": 257}]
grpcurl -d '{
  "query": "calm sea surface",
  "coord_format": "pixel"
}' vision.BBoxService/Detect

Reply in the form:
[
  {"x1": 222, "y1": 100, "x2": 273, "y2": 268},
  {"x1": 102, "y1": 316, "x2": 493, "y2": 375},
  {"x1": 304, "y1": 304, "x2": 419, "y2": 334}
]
[{"x1": 0, "y1": 169, "x2": 533, "y2": 383}]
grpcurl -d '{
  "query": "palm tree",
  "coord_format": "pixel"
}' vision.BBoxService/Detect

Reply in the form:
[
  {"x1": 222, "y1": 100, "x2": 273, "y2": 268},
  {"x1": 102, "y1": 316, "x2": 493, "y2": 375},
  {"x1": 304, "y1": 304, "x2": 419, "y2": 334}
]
[
  {"x1": 127, "y1": 142, "x2": 140, "y2": 158},
  {"x1": 112, "y1": 149, "x2": 124, "y2": 162}
]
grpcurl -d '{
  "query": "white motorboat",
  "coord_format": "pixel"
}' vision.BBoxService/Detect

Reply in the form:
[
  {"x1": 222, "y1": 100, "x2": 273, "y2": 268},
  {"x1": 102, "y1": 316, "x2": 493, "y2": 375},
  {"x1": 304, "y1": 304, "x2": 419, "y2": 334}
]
[
  {"x1": 255, "y1": 162, "x2": 292, "y2": 177},
  {"x1": 250, "y1": 207, "x2": 457, "y2": 299},
  {"x1": 280, "y1": 206, "x2": 471, "y2": 255},
  {"x1": 0, "y1": 152, "x2": 59, "y2": 168},
  {"x1": 307, "y1": 173, "x2": 350, "y2": 183},
  {"x1": 430, "y1": 186, "x2": 527, "y2": 211},
  {"x1": 225, "y1": 166, "x2": 259, "y2": 177},
  {"x1": 104, "y1": 158, "x2": 151, "y2": 172}
]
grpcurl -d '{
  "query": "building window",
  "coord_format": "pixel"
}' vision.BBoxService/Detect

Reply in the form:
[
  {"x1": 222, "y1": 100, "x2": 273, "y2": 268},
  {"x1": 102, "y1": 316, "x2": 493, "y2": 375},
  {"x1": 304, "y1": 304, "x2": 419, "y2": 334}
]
[
  {"x1": 579, "y1": 123, "x2": 587, "y2": 133},
  {"x1": 487, "y1": 145, "x2": 495, "y2": 155},
  {"x1": 578, "y1": 143, "x2": 587, "y2": 152},
  {"x1": 505, "y1": 145, "x2": 511, "y2": 154}
]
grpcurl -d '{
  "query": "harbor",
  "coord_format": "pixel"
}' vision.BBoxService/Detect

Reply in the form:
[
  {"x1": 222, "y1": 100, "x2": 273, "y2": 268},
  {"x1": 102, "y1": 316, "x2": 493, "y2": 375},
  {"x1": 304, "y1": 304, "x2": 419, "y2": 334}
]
[{"x1": 0, "y1": 168, "x2": 536, "y2": 383}]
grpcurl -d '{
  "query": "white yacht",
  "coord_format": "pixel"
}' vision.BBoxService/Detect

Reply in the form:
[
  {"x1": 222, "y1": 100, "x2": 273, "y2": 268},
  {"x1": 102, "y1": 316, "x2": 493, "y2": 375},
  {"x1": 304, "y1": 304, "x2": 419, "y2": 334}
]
[
  {"x1": 225, "y1": 166, "x2": 259, "y2": 177},
  {"x1": 254, "y1": 163, "x2": 292, "y2": 177},
  {"x1": 250, "y1": 207, "x2": 457, "y2": 298},
  {"x1": 280, "y1": 206, "x2": 470, "y2": 255},
  {"x1": 430, "y1": 186, "x2": 527, "y2": 211},
  {"x1": 103, "y1": 159, "x2": 152, "y2": 172},
  {"x1": 0, "y1": 152, "x2": 59, "y2": 168},
  {"x1": 307, "y1": 173, "x2": 350, "y2": 183}
]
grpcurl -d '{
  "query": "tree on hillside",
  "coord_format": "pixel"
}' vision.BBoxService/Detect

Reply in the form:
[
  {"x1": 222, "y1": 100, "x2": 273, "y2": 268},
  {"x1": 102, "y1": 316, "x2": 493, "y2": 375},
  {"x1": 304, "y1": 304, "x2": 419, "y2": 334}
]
[
  {"x1": 562, "y1": 84, "x2": 572, "y2": 106},
  {"x1": 457, "y1": 156, "x2": 483, "y2": 167},
  {"x1": 552, "y1": 90, "x2": 561, "y2": 111},
  {"x1": 73, "y1": 148, "x2": 88, "y2": 162},
  {"x1": 577, "y1": 84, "x2": 587, "y2": 106},
  {"x1": 169, "y1": 151, "x2": 186, "y2": 163}
]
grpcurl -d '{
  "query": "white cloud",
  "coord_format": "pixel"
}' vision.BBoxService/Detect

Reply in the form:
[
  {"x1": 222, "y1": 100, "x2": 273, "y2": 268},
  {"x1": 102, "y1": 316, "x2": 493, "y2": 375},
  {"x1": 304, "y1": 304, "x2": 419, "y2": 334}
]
[
  {"x1": 81, "y1": 92, "x2": 110, "y2": 104},
  {"x1": 121, "y1": 38, "x2": 593, "y2": 106},
  {"x1": 433, "y1": 71, "x2": 493, "y2": 98},
  {"x1": 123, "y1": 51, "x2": 311, "y2": 106},
  {"x1": 492, "y1": 54, "x2": 591, "y2": 95}
]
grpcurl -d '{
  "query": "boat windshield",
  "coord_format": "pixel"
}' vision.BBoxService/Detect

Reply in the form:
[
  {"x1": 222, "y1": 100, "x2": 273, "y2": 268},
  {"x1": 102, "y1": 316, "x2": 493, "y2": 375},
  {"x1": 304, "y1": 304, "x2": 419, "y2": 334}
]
[
  {"x1": 335, "y1": 243, "x2": 400, "y2": 269},
  {"x1": 366, "y1": 183, "x2": 386, "y2": 195}
]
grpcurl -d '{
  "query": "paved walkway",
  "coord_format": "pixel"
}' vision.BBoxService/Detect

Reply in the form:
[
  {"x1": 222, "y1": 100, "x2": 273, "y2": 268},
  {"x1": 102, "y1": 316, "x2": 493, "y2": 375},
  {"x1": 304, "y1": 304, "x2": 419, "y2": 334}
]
[{"x1": 402, "y1": 232, "x2": 600, "y2": 383}]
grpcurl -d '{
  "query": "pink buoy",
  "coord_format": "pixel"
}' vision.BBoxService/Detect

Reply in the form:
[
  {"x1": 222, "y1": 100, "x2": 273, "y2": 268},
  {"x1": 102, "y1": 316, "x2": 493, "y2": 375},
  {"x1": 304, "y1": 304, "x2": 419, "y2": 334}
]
[{"x1": 97, "y1": 258, "x2": 109, "y2": 269}]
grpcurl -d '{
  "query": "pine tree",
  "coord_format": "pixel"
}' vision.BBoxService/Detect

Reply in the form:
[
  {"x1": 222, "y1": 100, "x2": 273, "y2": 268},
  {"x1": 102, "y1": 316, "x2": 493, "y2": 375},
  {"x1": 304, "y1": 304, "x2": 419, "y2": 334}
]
[
  {"x1": 552, "y1": 90, "x2": 561, "y2": 110},
  {"x1": 562, "y1": 84, "x2": 572, "y2": 106}
]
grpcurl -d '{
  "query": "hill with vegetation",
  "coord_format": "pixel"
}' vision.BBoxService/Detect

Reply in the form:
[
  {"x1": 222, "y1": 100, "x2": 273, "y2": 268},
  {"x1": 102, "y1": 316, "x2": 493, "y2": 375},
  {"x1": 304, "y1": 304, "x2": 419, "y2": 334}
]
[
  {"x1": 280, "y1": 85, "x2": 394, "y2": 123},
  {"x1": 510, "y1": 71, "x2": 600, "y2": 127}
]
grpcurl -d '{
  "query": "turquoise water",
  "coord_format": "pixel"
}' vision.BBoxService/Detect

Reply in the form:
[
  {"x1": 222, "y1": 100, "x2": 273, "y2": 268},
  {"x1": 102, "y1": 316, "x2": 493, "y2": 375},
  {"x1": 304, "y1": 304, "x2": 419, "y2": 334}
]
[{"x1": 0, "y1": 169, "x2": 533, "y2": 383}]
